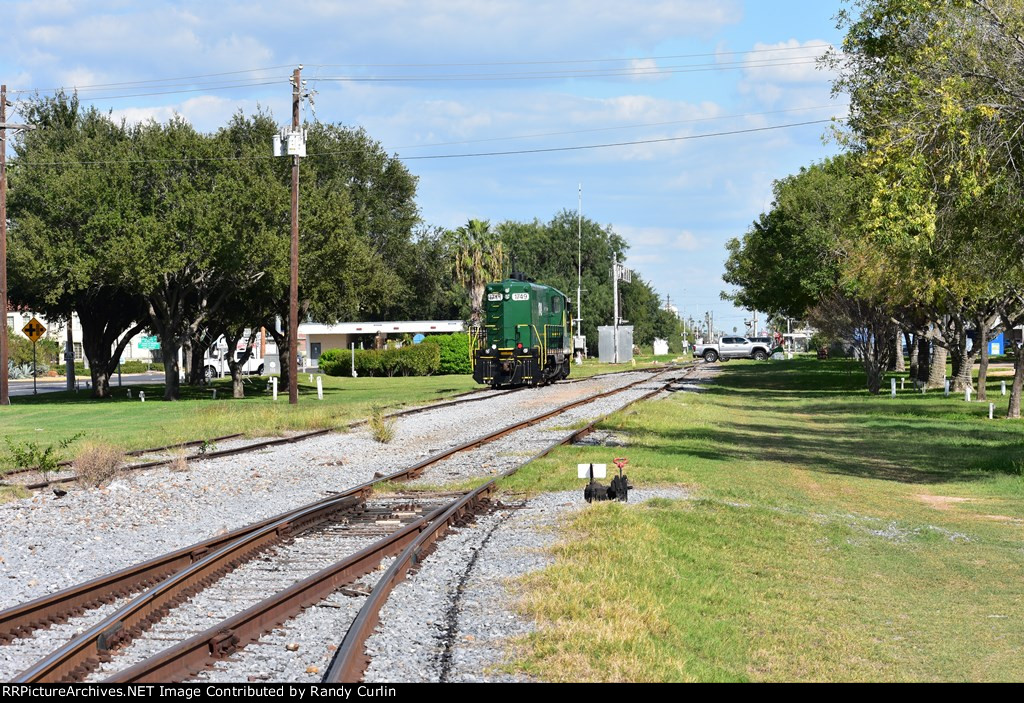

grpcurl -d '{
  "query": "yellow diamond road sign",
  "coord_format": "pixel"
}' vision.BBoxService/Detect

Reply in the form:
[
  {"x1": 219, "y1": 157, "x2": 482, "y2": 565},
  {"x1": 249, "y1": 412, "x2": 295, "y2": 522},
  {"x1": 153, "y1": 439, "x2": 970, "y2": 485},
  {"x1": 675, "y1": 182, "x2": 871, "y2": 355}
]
[{"x1": 22, "y1": 318, "x2": 46, "y2": 343}]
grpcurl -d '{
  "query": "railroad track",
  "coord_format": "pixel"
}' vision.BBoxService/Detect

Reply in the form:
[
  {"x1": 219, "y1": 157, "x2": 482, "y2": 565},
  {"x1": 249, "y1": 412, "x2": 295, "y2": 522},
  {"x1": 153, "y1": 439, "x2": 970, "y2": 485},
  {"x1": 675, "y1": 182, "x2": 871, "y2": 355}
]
[
  {"x1": 3, "y1": 365, "x2": 693, "y2": 682},
  {"x1": 1, "y1": 364, "x2": 673, "y2": 491}
]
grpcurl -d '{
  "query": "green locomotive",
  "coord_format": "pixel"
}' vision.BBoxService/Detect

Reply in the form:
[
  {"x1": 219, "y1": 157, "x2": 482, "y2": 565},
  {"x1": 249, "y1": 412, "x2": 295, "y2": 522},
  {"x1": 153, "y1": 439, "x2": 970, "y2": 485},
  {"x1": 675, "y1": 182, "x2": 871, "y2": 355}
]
[{"x1": 471, "y1": 274, "x2": 573, "y2": 387}]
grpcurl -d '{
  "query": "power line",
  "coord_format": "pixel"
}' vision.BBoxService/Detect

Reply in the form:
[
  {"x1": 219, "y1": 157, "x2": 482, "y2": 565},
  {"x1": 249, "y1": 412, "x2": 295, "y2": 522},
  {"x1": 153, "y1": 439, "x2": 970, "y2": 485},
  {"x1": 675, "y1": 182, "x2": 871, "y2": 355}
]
[
  {"x1": 306, "y1": 43, "x2": 836, "y2": 68},
  {"x1": 390, "y1": 104, "x2": 847, "y2": 150},
  {"x1": 397, "y1": 120, "x2": 834, "y2": 160},
  {"x1": 7, "y1": 48, "x2": 838, "y2": 100},
  {"x1": 12, "y1": 119, "x2": 838, "y2": 168},
  {"x1": 13, "y1": 79, "x2": 285, "y2": 103},
  {"x1": 7, "y1": 66, "x2": 295, "y2": 96},
  {"x1": 315, "y1": 57, "x2": 827, "y2": 83}
]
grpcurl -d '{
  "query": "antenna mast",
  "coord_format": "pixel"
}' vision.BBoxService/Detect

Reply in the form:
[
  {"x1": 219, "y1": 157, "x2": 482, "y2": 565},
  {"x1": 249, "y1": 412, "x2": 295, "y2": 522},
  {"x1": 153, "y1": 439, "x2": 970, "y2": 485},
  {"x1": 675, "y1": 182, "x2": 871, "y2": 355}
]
[{"x1": 577, "y1": 184, "x2": 582, "y2": 341}]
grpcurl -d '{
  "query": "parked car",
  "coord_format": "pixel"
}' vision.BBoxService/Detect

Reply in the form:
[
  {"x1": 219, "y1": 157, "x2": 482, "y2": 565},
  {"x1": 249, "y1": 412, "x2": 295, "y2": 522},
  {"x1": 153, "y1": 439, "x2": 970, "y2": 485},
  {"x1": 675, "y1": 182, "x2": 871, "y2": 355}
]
[{"x1": 694, "y1": 336, "x2": 773, "y2": 363}]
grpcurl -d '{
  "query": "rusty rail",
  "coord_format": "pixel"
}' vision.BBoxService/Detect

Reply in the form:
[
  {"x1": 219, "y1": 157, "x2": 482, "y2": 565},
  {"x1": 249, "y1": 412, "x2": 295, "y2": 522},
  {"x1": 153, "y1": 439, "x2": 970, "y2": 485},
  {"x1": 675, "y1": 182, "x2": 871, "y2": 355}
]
[
  {"x1": 6, "y1": 367, "x2": 686, "y2": 681},
  {"x1": 323, "y1": 370, "x2": 693, "y2": 682}
]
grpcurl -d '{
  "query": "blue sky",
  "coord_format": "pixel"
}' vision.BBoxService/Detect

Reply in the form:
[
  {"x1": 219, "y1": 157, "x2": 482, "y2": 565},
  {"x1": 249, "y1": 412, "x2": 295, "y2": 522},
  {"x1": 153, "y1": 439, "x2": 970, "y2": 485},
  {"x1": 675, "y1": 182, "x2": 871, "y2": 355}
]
[{"x1": 1, "y1": 0, "x2": 848, "y2": 332}]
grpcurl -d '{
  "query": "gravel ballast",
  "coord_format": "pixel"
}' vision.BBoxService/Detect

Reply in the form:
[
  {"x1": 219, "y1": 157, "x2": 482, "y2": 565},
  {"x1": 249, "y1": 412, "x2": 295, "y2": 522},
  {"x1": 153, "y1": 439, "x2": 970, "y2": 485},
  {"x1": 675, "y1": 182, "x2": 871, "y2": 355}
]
[
  {"x1": 0, "y1": 364, "x2": 708, "y2": 682},
  {"x1": 0, "y1": 370, "x2": 672, "y2": 611},
  {"x1": 362, "y1": 487, "x2": 693, "y2": 683}
]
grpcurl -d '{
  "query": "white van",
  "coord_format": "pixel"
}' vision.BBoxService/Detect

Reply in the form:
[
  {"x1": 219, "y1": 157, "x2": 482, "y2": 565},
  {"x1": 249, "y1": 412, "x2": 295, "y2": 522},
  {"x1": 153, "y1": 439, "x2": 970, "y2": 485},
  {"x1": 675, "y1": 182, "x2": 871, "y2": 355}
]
[{"x1": 203, "y1": 336, "x2": 271, "y2": 380}]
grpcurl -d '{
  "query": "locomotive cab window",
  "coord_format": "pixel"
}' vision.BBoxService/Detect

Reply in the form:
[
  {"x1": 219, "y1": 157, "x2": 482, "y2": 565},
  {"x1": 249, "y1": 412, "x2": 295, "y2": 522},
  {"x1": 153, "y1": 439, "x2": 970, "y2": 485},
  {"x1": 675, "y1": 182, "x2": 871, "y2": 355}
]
[{"x1": 552, "y1": 297, "x2": 563, "y2": 313}]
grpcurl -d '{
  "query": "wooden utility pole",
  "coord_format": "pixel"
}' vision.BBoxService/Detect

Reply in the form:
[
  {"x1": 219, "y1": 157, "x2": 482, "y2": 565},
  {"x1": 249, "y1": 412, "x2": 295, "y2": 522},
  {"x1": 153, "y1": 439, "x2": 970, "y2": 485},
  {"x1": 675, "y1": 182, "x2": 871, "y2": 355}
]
[
  {"x1": 0, "y1": 86, "x2": 32, "y2": 406},
  {"x1": 288, "y1": 67, "x2": 301, "y2": 405},
  {"x1": 1, "y1": 85, "x2": 36, "y2": 406},
  {"x1": 1, "y1": 85, "x2": 11, "y2": 407}
]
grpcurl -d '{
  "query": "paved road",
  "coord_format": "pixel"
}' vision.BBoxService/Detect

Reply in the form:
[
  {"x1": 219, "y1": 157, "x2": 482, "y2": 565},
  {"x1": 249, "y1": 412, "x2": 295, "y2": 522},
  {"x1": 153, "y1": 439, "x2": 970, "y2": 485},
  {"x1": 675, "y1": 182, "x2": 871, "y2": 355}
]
[{"x1": 7, "y1": 373, "x2": 166, "y2": 398}]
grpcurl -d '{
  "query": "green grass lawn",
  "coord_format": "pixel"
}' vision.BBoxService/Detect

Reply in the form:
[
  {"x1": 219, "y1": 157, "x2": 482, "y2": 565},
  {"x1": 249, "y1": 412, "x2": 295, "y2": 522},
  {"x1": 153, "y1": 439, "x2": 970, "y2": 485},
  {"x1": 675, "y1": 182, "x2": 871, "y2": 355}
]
[
  {"x1": 500, "y1": 358, "x2": 1024, "y2": 682},
  {"x1": 0, "y1": 374, "x2": 480, "y2": 472}
]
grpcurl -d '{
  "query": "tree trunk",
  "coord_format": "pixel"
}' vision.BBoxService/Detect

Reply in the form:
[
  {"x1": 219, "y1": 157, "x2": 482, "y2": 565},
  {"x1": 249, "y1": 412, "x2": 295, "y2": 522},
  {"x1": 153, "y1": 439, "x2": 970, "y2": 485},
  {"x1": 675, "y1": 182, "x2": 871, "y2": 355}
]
[
  {"x1": 907, "y1": 332, "x2": 918, "y2": 380},
  {"x1": 1008, "y1": 341, "x2": 1024, "y2": 419},
  {"x1": 267, "y1": 325, "x2": 290, "y2": 394},
  {"x1": 182, "y1": 337, "x2": 192, "y2": 385},
  {"x1": 977, "y1": 320, "x2": 991, "y2": 401},
  {"x1": 948, "y1": 330, "x2": 966, "y2": 388},
  {"x1": 78, "y1": 311, "x2": 146, "y2": 399},
  {"x1": 894, "y1": 329, "x2": 906, "y2": 371},
  {"x1": 223, "y1": 327, "x2": 257, "y2": 399},
  {"x1": 916, "y1": 336, "x2": 930, "y2": 386},
  {"x1": 160, "y1": 339, "x2": 181, "y2": 401},
  {"x1": 187, "y1": 338, "x2": 206, "y2": 386},
  {"x1": 927, "y1": 344, "x2": 947, "y2": 389}
]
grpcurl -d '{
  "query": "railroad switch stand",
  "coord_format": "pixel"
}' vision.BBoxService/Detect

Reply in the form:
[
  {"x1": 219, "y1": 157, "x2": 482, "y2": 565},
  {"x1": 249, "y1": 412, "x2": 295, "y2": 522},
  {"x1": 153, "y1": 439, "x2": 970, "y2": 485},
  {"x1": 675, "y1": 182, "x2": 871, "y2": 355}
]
[{"x1": 581, "y1": 458, "x2": 632, "y2": 503}]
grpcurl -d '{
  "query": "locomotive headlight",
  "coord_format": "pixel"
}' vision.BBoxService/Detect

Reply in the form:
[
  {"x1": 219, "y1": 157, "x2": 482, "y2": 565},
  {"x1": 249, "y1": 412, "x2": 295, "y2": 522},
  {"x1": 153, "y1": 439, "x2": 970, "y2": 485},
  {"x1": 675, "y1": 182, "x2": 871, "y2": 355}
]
[{"x1": 491, "y1": 343, "x2": 497, "y2": 349}]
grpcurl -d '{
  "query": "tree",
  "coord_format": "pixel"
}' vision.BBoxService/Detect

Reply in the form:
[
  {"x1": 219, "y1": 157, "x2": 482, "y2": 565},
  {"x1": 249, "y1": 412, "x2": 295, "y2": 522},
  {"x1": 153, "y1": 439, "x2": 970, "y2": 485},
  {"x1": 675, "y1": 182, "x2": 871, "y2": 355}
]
[
  {"x1": 724, "y1": 155, "x2": 898, "y2": 393},
  {"x1": 7, "y1": 94, "x2": 150, "y2": 397},
  {"x1": 833, "y1": 0, "x2": 1024, "y2": 412},
  {"x1": 449, "y1": 219, "x2": 505, "y2": 328}
]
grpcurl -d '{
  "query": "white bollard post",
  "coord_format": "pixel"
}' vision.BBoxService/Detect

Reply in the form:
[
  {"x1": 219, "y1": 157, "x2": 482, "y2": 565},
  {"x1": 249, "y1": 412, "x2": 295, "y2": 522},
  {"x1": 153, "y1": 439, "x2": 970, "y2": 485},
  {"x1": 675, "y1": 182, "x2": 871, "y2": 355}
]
[
  {"x1": 900, "y1": 378, "x2": 905, "y2": 391},
  {"x1": 965, "y1": 386, "x2": 972, "y2": 402},
  {"x1": 127, "y1": 388, "x2": 132, "y2": 398},
  {"x1": 309, "y1": 373, "x2": 313, "y2": 383},
  {"x1": 139, "y1": 390, "x2": 145, "y2": 403},
  {"x1": 317, "y1": 376, "x2": 323, "y2": 400},
  {"x1": 891, "y1": 377, "x2": 897, "y2": 398},
  {"x1": 1002, "y1": 380, "x2": 1007, "y2": 396},
  {"x1": 212, "y1": 389, "x2": 217, "y2": 400},
  {"x1": 944, "y1": 380, "x2": 950, "y2": 397},
  {"x1": 989, "y1": 402, "x2": 994, "y2": 419},
  {"x1": 272, "y1": 377, "x2": 278, "y2": 401},
  {"x1": 351, "y1": 343, "x2": 358, "y2": 378}
]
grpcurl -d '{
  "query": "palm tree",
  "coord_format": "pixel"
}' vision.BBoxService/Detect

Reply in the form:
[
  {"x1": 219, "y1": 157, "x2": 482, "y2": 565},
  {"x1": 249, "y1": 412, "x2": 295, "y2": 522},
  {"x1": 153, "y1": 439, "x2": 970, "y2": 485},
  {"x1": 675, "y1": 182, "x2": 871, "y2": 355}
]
[{"x1": 449, "y1": 219, "x2": 505, "y2": 327}]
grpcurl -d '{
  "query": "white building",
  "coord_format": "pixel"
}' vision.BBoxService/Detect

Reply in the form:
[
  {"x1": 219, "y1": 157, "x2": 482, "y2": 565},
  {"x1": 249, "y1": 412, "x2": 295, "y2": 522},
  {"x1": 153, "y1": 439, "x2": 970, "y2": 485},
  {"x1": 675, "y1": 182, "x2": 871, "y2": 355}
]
[{"x1": 6, "y1": 310, "x2": 464, "y2": 371}]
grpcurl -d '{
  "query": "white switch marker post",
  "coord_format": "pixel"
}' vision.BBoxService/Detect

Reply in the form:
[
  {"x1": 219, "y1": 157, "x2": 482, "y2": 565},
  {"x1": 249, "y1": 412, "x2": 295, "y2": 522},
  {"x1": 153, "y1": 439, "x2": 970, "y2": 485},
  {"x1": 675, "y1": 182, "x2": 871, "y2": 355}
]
[
  {"x1": 272, "y1": 377, "x2": 278, "y2": 401},
  {"x1": 317, "y1": 376, "x2": 323, "y2": 400}
]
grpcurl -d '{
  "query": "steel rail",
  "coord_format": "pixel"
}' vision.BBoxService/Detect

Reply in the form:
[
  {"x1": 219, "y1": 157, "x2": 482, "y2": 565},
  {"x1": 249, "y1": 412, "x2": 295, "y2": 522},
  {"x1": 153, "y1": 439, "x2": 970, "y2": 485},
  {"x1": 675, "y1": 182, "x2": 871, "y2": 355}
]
[
  {"x1": 0, "y1": 433, "x2": 247, "y2": 484},
  {"x1": 107, "y1": 368, "x2": 691, "y2": 684},
  {"x1": 322, "y1": 369, "x2": 693, "y2": 682},
  {"x1": 102, "y1": 499, "x2": 470, "y2": 683},
  {"x1": 6, "y1": 367, "x2": 686, "y2": 680},
  {"x1": 3, "y1": 365, "x2": 671, "y2": 490},
  {"x1": 12, "y1": 496, "x2": 366, "y2": 683},
  {"x1": 3, "y1": 387, "x2": 521, "y2": 490}
]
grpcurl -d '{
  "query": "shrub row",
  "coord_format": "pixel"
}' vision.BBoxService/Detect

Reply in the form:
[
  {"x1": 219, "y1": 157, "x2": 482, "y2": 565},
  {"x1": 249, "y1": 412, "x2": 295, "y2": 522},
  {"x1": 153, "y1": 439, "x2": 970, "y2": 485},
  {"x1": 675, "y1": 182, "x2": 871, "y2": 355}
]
[
  {"x1": 421, "y1": 334, "x2": 472, "y2": 375},
  {"x1": 320, "y1": 344, "x2": 441, "y2": 377},
  {"x1": 319, "y1": 334, "x2": 473, "y2": 377}
]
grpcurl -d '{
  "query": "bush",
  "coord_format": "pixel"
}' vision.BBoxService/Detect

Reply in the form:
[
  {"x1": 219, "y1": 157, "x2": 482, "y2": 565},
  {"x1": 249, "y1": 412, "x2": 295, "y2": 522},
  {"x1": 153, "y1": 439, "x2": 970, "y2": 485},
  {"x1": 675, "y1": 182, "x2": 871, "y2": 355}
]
[
  {"x1": 422, "y1": 334, "x2": 472, "y2": 375},
  {"x1": 118, "y1": 360, "x2": 155, "y2": 374},
  {"x1": 318, "y1": 348, "x2": 346, "y2": 376},
  {"x1": 320, "y1": 344, "x2": 440, "y2": 377}
]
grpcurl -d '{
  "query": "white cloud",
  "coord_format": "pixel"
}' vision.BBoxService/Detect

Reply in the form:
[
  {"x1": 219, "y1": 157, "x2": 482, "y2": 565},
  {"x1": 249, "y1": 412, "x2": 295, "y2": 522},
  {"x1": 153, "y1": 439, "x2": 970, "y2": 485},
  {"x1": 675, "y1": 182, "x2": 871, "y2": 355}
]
[
  {"x1": 108, "y1": 95, "x2": 243, "y2": 127},
  {"x1": 617, "y1": 225, "x2": 704, "y2": 252}
]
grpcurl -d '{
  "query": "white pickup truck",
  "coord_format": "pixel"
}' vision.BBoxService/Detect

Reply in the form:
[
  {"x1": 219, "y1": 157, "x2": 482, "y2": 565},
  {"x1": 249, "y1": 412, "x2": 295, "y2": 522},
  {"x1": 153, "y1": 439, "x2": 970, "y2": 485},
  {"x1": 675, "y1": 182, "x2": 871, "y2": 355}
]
[{"x1": 694, "y1": 336, "x2": 773, "y2": 363}]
